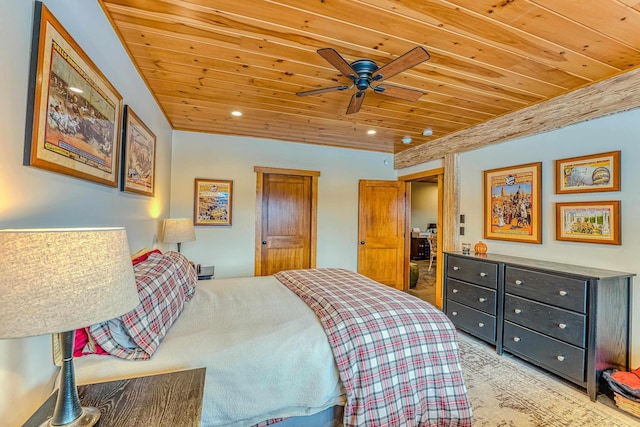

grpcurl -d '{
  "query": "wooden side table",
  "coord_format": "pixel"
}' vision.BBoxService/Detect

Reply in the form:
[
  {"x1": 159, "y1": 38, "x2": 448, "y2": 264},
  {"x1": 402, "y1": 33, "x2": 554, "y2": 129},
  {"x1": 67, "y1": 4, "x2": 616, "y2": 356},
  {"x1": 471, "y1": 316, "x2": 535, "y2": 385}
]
[{"x1": 23, "y1": 368, "x2": 205, "y2": 427}]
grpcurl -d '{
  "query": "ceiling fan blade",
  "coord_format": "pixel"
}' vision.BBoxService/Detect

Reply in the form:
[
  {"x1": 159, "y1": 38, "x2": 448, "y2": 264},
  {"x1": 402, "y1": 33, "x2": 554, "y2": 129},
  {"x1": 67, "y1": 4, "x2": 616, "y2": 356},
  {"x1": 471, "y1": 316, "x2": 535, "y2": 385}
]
[
  {"x1": 373, "y1": 84, "x2": 425, "y2": 101},
  {"x1": 346, "y1": 91, "x2": 366, "y2": 114},
  {"x1": 372, "y1": 46, "x2": 430, "y2": 82},
  {"x1": 296, "y1": 85, "x2": 350, "y2": 96},
  {"x1": 317, "y1": 48, "x2": 357, "y2": 78}
]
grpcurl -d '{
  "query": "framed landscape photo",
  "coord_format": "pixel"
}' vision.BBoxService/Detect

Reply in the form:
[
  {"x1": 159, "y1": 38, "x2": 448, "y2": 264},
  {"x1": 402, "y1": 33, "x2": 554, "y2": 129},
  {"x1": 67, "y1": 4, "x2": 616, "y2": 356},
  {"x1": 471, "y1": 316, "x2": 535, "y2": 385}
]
[
  {"x1": 484, "y1": 162, "x2": 542, "y2": 244},
  {"x1": 24, "y1": 2, "x2": 123, "y2": 187},
  {"x1": 121, "y1": 106, "x2": 156, "y2": 196},
  {"x1": 556, "y1": 201, "x2": 620, "y2": 245},
  {"x1": 194, "y1": 178, "x2": 233, "y2": 226},
  {"x1": 555, "y1": 151, "x2": 620, "y2": 194}
]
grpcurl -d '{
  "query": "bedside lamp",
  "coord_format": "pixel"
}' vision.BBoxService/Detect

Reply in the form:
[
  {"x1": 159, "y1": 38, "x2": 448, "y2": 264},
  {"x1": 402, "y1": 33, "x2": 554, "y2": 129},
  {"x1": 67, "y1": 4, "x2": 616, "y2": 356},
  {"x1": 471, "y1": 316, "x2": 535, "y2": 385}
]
[
  {"x1": 0, "y1": 227, "x2": 140, "y2": 427},
  {"x1": 162, "y1": 218, "x2": 196, "y2": 253}
]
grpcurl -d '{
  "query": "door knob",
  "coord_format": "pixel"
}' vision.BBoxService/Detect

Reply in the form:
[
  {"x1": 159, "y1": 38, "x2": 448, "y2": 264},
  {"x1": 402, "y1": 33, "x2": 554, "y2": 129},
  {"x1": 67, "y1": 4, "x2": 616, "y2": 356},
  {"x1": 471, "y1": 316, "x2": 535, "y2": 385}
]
[
  {"x1": 360, "y1": 241, "x2": 365, "y2": 245},
  {"x1": 262, "y1": 241, "x2": 267, "y2": 245}
]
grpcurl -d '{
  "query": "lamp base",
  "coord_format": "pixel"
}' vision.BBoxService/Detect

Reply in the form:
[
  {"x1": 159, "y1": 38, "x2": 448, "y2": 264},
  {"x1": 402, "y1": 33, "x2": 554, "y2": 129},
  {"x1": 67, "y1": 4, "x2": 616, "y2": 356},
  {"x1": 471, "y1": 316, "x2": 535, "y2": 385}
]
[{"x1": 40, "y1": 406, "x2": 100, "y2": 427}]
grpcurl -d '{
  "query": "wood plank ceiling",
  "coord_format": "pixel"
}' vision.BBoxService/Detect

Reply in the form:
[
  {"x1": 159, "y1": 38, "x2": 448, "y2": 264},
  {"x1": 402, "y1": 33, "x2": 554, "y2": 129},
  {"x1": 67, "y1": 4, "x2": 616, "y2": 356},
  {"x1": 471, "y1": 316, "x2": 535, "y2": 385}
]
[{"x1": 99, "y1": 0, "x2": 640, "y2": 161}]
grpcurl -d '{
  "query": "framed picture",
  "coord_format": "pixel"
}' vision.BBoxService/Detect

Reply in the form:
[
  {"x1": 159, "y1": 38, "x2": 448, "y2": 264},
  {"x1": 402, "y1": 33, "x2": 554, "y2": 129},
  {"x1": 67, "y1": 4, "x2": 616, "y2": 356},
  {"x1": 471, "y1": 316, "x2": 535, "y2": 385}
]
[
  {"x1": 555, "y1": 151, "x2": 620, "y2": 194},
  {"x1": 194, "y1": 178, "x2": 233, "y2": 226},
  {"x1": 23, "y1": 2, "x2": 123, "y2": 187},
  {"x1": 556, "y1": 201, "x2": 620, "y2": 245},
  {"x1": 484, "y1": 162, "x2": 542, "y2": 244},
  {"x1": 120, "y1": 106, "x2": 156, "y2": 196}
]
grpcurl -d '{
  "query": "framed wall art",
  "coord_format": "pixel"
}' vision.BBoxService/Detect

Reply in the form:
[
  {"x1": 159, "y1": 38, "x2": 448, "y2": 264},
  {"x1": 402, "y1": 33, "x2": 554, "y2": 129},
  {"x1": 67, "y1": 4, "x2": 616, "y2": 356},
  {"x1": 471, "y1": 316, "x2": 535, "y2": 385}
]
[
  {"x1": 484, "y1": 162, "x2": 542, "y2": 244},
  {"x1": 23, "y1": 2, "x2": 123, "y2": 187},
  {"x1": 555, "y1": 151, "x2": 620, "y2": 194},
  {"x1": 120, "y1": 106, "x2": 156, "y2": 196},
  {"x1": 556, "y1": 201, "x2": 620, "y2": 245},
  {"x1": 194, "y1": 178, "x2": 233, "y2": 226}
]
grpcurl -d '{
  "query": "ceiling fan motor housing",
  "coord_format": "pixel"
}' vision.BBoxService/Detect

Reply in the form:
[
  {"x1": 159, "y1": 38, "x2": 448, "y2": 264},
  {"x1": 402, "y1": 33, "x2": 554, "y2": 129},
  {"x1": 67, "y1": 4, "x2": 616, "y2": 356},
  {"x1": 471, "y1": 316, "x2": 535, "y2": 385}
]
[{"x1": 351, "y1": 59, "x2": 379, "y2": 90}]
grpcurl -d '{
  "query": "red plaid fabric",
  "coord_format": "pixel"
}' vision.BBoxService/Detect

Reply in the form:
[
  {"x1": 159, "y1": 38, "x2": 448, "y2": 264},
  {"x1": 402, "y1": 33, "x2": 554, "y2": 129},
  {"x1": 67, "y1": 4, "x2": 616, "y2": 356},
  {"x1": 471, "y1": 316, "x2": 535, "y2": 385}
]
[
  {"x1": 164, "y1": 250, "x2": 198, "y2": 301},
  {"x1": 89, "y1": 253, "x2": 189, "y2": 360},
  {"x1": 274, "y1": 268, "x2": 473, "y2": 427}
]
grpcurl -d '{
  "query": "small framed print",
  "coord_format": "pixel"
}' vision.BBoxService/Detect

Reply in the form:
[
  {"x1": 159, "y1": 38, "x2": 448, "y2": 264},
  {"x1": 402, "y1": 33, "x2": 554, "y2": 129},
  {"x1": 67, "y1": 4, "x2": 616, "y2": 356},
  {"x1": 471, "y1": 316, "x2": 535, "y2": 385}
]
[
  {"x1": 121, "y1": 106, "x2": 156, "y2": 196},
  {"x1": 194, "y1": 178, "x2": 233, "y2": 226},
  {"x1": 555, "y1": 151, "x2": 620, "y2": 194},
  {"x1": 556, "y1": 201, "x2": 620, "y2": 245},
  {"x1": 484, "y1": 162, "x2": 542, "y2": 244}
]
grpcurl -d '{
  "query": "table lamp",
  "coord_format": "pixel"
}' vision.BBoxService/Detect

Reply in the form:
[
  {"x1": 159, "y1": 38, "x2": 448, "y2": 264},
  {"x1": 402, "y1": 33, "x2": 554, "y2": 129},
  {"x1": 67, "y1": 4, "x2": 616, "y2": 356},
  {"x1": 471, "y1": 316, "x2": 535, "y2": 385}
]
[
  {"x1": 162, "y1": 218, "x2": 196, "y2": 253},
  {"x1": 0, "y1": 227, "x2": 140, "y2": 427}
]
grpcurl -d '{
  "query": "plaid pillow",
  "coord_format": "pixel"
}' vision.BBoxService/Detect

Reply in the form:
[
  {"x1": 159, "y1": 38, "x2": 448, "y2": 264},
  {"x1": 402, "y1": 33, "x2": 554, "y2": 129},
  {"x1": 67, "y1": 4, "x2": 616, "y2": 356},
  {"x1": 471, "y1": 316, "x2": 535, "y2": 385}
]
[{"x1": 89, "y1": 252, "x2": 187, "y2": 360}]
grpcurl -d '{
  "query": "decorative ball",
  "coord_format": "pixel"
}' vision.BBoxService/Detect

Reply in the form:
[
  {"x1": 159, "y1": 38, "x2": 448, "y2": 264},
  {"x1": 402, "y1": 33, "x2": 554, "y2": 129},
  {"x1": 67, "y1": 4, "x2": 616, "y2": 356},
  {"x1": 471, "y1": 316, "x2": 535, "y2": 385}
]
[{"x1": 474, "y1": 241, "x2": 487, "y2": 254}]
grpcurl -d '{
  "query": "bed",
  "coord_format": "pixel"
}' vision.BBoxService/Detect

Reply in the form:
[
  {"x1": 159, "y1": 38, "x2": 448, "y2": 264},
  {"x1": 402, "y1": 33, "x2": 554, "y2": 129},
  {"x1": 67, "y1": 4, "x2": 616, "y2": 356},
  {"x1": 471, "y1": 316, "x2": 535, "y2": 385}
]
[{"x1": 70, "y1": 251, "x2": 473, "y2": 426}]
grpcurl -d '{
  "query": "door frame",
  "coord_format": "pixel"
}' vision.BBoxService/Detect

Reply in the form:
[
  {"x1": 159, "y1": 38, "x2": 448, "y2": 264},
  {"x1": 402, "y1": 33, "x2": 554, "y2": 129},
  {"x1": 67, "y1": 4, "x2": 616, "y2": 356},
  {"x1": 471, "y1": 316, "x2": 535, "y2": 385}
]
[
  {"x1": 398, "y1": 167, "x2": 444, "y2": 307},
  {"x1": 254, "y1": 166, "x2": 319, "y2": 276}
]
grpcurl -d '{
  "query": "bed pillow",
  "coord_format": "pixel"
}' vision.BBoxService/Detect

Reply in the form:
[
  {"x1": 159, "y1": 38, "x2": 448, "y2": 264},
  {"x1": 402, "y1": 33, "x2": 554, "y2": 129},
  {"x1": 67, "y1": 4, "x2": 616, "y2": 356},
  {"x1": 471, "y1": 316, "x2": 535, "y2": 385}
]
[
  {"x1": 163, "y1": 251, "x2": 198, "y2": 301},
  {"x1": 131, "y1": 248, "x2": 163, "y2": 266},
  {"x1": 88, "y1": 252, "x2": 187, "y2": 360}
]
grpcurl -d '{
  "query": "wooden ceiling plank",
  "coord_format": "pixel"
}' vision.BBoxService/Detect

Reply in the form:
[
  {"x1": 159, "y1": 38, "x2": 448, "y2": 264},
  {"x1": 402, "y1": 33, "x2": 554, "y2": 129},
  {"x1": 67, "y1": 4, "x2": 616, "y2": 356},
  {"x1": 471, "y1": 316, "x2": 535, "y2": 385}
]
[{"x1": 446, "y1": 0, "x2": 640, "y2": 69}]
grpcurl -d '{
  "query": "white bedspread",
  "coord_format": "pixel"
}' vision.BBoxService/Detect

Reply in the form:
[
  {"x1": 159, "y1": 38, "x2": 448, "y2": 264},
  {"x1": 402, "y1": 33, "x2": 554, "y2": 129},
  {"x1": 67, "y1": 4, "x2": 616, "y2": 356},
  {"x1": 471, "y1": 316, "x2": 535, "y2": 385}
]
[{"x1": 72, "y1": 276, "x2": 344, "y2": 426}]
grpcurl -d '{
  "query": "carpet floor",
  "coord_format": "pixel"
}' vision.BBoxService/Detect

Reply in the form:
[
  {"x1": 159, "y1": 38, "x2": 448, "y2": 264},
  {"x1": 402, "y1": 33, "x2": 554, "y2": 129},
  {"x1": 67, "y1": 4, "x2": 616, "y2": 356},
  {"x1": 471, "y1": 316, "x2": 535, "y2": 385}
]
[{"x1": 458, "y1": 332, "x2": 639, "y2": 426}]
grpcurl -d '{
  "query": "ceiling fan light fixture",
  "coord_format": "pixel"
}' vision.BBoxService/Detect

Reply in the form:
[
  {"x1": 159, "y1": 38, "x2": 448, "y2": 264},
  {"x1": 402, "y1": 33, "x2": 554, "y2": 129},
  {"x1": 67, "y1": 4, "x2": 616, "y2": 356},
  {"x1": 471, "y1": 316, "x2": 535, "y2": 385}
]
[
  {"x1": 231, "y1": 110, "x2": 242, "y2": 117},
  {"x1": 422, "y1": 128, "x2": 433, "y2": 136},
  {"x1": 367, "y1": 129, "x2": 377, "y2": 135},
  {"x1": 402, "y1": 136, "x2": 412, "y2": 144}
]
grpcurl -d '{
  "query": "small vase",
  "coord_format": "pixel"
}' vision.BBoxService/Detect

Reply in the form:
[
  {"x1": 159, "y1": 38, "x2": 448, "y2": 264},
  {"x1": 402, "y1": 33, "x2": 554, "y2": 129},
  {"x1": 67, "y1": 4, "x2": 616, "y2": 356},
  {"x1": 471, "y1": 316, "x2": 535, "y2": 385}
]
[{"x1": 474, "y1": 241, "x2": 487, "y2": 254}]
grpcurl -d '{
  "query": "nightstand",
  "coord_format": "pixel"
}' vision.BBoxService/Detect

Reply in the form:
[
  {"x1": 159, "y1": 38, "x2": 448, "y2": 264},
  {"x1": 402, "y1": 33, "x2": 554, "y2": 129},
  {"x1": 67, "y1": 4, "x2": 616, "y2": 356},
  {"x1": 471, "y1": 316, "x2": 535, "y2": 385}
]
[
  {"x1": 198, "y1": 265, "x2": 215, "y2": 280},
  {"x1": 22, "y1": 368, "x2": 205, "y2": 427}
]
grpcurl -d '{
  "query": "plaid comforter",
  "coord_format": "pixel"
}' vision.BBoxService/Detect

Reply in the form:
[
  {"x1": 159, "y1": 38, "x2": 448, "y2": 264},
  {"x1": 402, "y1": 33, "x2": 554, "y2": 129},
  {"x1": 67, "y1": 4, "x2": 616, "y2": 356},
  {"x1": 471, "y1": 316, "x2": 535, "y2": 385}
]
[{"x1": 274, "y1": 268, "x2": 473, "y2": 427}]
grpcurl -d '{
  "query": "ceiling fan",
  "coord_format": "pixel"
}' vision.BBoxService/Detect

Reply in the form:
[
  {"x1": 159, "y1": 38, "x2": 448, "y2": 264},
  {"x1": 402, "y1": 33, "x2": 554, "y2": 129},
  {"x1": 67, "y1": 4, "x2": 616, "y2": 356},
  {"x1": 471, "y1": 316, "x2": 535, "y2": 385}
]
[{"x1": 296, "y1": 46, "x2": 430, "y2": 114}]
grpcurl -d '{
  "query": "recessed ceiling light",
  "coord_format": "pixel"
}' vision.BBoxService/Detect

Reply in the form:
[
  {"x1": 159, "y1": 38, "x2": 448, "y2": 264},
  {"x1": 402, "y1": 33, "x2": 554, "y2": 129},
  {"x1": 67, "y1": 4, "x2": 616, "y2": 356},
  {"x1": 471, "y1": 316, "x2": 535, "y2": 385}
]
[
  {"x1": 231, "y1": 110, "x2": 242, "y2": 117},
  {"x1": 367, "y1": 129, "x2": 376, "y2": 135},
  {"x1": 422, "y1": 128, "x2": 433, "y2": 136},
  {"x1": 402, "y1": 136, "x2": 412, "y2": 144}
]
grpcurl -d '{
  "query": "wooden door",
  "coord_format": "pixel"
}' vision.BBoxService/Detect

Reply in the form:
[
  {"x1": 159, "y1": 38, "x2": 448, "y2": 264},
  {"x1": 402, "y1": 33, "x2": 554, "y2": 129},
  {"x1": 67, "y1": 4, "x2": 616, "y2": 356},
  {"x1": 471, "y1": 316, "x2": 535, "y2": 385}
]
[
  {"x1": 357, "y1": 180, "x2": 405, "y2": 290},
  {"x1": 254, "y1": 167, "x2": 319, "y2": 276}
]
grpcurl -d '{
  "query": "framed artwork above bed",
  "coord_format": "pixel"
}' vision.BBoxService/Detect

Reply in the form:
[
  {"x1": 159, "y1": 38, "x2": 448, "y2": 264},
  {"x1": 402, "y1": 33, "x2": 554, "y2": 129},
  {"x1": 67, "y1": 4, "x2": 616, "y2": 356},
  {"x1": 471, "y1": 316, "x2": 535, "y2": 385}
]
[
  {"x1": 24, "y1": 2, "x2": 123, "y2": 188},
  {"x1": 120, "y1": 106, "x2": 156, "y2": 196}
]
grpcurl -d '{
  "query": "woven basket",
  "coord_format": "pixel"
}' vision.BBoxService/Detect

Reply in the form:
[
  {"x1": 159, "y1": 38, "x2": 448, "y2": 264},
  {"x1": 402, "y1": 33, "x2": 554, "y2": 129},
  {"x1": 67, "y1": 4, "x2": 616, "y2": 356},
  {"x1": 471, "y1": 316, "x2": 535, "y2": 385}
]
[{"x1": 614, "y1": 392, "x2": 640, "y2": 418}]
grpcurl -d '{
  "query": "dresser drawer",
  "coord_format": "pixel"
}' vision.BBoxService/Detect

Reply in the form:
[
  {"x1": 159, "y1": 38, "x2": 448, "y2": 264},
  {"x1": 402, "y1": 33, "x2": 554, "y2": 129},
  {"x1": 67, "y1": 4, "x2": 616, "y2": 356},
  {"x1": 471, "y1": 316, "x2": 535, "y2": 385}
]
[
  {"x1": 447, "y1": 256, "x2": 498, "y2": 289},
  {"x1": 505, "y1": 267, "x2": 587, "y2": 313},
  {"x1": 504, "y1": 294, "x2": 586, "y2": 347},
  {"x1": 446, "y1": 300, "x2": 496, "y2": 343},
  {"x1": 503, "y1": 321, "x2": 585, "y2": 383},
  {"x1": 447, "y1": 279, "x2": 497, "y2": 315}
]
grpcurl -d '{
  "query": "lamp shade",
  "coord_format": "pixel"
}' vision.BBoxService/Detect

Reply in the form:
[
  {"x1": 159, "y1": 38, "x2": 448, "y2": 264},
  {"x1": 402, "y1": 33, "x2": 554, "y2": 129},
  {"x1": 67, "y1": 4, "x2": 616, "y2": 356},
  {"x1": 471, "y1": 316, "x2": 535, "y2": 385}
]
[
  {"x1": 162, "y1": 218, "x2": 196, "y2": 243},
  {"x1": 0, "y1": 227, "x2": 139, "y2": 339}
]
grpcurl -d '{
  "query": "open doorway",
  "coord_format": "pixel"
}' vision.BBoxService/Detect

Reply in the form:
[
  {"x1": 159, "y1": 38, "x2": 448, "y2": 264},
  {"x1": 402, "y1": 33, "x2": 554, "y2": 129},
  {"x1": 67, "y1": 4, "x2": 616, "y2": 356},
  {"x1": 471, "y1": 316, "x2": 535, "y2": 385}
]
[{"x1": 399, "y1": 168, "x2": 444, "y2": 309}]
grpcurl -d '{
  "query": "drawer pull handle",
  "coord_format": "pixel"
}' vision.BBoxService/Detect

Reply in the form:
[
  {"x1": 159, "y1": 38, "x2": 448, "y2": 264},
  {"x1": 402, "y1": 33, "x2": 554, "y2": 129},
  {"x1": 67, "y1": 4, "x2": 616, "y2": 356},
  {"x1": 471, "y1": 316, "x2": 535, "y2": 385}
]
[
  {"x1": 478, "y1": 297, "x2": 486, "y2": 302},
  {"x1": 478, "y1": 322, "x2": 485, "y2": 327},
  {"x1": 453, "y1": 266, "x2": 461, "y2": 271},
  {"x1": 557, "y1": 355, "x2": 565, "y2": 362},
  {"x1": 480, "y1": 272, "x2": 487, "y2": 277},
  {"x1": 514, "y1": 308, "x2": 522, "y2": 314},
  {"x1": 452, "y1": 311, "x2": 458, "y2": 316},
  {"x1": 513, "y1": 337, "x2": 521, "y2": 342},
  {"x1": 558, "y1": 323, "x2": 567, "y2": 329},
  {"x1": 452, "y1": 289, "x2": 459, "y2": 293},
  {"x1": 514, "y1": 279, "x2": 523, "y2": 285},
  {"x1": 559, "y1": 290, "x2": 568, "y2": 296}
]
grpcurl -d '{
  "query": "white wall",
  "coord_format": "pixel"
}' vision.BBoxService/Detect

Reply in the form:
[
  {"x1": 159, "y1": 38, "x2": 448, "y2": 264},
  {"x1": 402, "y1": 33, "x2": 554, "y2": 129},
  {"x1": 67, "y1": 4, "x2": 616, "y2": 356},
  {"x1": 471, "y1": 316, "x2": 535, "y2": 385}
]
[
  {"x1": 0, "y1": 1, "x2": 173, "y2": 424},
  {"x1": 170, "y1": 131, "x2": 396, "y2": 277},
  {"x1": 411, "y1": 182, "x2": 438, "y2": 231},
  {"x1": 400, "y1": 107, "x2": 640, "y2": 368}
]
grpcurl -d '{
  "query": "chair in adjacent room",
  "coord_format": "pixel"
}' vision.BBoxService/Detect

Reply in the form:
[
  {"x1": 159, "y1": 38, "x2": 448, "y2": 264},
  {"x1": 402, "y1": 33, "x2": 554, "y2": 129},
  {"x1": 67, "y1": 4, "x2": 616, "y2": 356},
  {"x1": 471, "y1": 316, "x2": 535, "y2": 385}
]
[{"x1": 427, "y1": 236, "x2": 437, "y2": 272}]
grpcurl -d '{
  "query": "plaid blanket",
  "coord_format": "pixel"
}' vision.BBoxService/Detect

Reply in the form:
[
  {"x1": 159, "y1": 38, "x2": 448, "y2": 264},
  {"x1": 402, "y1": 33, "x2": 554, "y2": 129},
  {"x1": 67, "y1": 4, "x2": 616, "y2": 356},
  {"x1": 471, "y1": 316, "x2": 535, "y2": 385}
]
[{"x1": 274, "y1": 268, "x2": 473, "y2": 426}]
